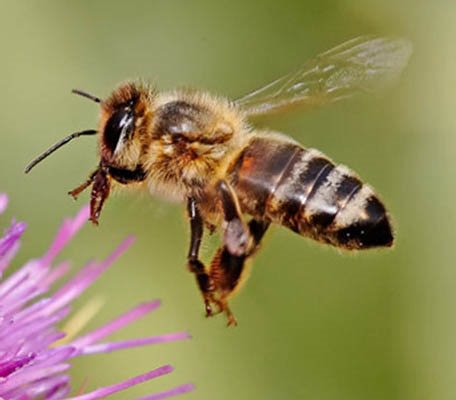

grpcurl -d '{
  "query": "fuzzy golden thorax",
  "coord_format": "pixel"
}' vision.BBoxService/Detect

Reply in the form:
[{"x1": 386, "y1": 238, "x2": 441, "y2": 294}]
[{"x1": 143, "y1": 89, "x2": 249, "y2": 202}]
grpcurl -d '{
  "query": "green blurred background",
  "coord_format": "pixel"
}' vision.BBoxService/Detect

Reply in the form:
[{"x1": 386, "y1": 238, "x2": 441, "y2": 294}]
[{"x1": 0, "y1": 1, "x2": 455, "y2": 399}]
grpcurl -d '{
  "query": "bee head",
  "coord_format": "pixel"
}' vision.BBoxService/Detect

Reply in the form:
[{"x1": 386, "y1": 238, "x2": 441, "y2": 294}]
[
  {"x1": 25, "y1": 81, "x2": 155, "y2": 225},
  {"x1": 99, "y1": 81, "x2": 155, "y2": 170}
]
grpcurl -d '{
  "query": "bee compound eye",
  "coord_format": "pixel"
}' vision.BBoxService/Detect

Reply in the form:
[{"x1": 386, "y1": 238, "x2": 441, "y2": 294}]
[{"x1": 104, "y1": 108, "x2": 134, "y2": 153}]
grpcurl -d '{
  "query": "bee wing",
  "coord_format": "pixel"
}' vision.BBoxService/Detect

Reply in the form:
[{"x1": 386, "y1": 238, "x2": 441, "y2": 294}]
[{"x1": 235, "y1": 36, "x2": 413, "y2": 116}]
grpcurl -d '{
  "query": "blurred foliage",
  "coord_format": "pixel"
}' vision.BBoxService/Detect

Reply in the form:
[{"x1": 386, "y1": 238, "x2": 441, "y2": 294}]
[{"x1": 0, "y1": 1, "x2": 455, "y2": 399}]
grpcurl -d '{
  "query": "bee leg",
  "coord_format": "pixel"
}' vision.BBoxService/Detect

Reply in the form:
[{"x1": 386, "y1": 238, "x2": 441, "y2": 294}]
[
  {"x1": 68, "y1": 165, "x2": 112, "y2": 225},
  {"x1": 216, "y1": 180, "x2": 250, "y2": 256},
  {"x1": 210, "y1": 218, "x2": 270, "y2": 326},
  {"x1": 208, "y1": 248, "x2": 242, "y2": 326},
  {"x1": 186, "y1": 197, "x2": 217, "y2": 317},
  {"x1": 68, "y1": 168, "x2": 98, "y2": 199},
  {"x1": 89, "y1": 166, "x2": 111, "y2": 225}
]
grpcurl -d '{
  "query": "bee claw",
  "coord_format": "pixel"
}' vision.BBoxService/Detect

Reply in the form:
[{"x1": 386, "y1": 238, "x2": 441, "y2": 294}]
[
  {"x1": 205, "y1": 302, "x2": 213, "y2": 317},
  {"x1": 226, "y1": 315, "x2": 238, "y2": 327},
  {"x1": 89, "y1": 217, "x2": 99, "y2": 226},
  {"x1": 68, "y1": 190, "x2": 78, "y2": 200},
  {"x1": 224, "y1": 306, "x2": 237, "y2": 326},
  {"x1": 212, "y1": 297, "x2": 238, "y2": 326}
]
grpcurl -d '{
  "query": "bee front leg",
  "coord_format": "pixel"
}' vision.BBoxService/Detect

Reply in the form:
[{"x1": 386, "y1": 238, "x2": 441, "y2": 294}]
[
  {"x1": 89, "y1": 166, "x2": 111, "y2": 225},
  {"x1": 186, "y1": 197, "x2": 217, "y2": 317},
  {"x1": 68, "y1": 165, "x2": 112, "y2": 225},
  {"x1": 68, "y1": 168, "x2": 98, "y2": 199}
]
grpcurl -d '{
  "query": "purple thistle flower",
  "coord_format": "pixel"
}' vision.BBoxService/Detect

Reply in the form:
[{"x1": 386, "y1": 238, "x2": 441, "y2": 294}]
[{"x1": 0, "y1": 193, "x2": 194, "y2": 399}]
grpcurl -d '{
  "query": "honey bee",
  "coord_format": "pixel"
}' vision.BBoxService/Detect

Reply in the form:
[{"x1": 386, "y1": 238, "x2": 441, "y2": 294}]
[{"x1": 26, "y1": 36, "x2": 412, "y2": 325}]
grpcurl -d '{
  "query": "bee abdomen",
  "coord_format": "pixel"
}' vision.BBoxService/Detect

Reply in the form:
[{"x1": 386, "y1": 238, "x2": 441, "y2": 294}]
[
  {"x1": 271, "y1": 150, "x2": 394, "y2": 249},
  {"x1": 229, "y1": 136, "x2": 393, "y2": 250}
]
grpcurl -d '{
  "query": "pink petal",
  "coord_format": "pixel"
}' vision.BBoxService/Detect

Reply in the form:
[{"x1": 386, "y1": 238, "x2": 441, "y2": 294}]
[
  {"x1": 41, "y1": 205, "x2": 90, "y2": 266},
  {"x1": 0, "y1": 259, "x2": 44, "y2": 302},
  {"x1": 0, "y1": 202, "x2": 194, "y2": 399},
  {"x1": 39, "y1": 261, "x2": 71, "y2": 289},
  {"x1": 12, "y1": 298, "x2": 53, "y2": 324},
  {"x1": 16, "y1": 375, "x2": 69, "y2": 399},
  {"x1": 44, "y1": 236, "x2": 134, "y2": 316},
  {"x1": 0, "y1": 194, "x2": 7, "y2": 214},
  {"x1": 66, "y1": 365, "x2": 174, "y2": 400},
  {"x1": 0, "y1": 284, "x2": 47, "y2": 316},
  {"x1": 46, "y1": 384, "x2": 71, "y2": 400},
  {"x1": 136, "y1": 383, "x2": 195, "y2": 400},
  {"x1": 0, "y1": 239, "x2": 21, "y2": 275},
  {"x1": 0, "y1": 353, "x2": 36, "y2": 378},
  {"x1": 78, "y1": 332, "x2": 191, "y2": 355},
  {"x1": 0, "y1": 221, "x2": 26, "y2": 258},
  {"x1": 0, "y1": 363, "x2": 70, "y2": 395},
  {"x1": 0, "y1": 308, "x2": 69, "y2": 348},
  {"x1": 21, "y1": 331, "x2": 66, "y2": 354},
  {"x1": 71, "y1": 300, "x2": 160, "y2": 349}
]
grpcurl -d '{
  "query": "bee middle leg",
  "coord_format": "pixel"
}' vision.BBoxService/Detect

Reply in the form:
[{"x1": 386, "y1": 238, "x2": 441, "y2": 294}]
[{"x1": 186, "y1": 197, "x2": 217, "y2": 317}]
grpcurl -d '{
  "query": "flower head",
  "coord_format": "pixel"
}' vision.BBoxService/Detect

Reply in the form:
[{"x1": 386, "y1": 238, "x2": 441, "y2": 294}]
[{"x1": 0, "y1": 193, "x2": 194, "y2": 399}]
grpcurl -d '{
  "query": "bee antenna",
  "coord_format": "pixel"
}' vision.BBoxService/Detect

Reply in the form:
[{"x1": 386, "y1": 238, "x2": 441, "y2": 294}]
[
  {"x1": 72, "y1": 89, "x2": 101, "y2": 103},
  {"x1": 24, "y1": 129, "x2": 98, "y2": 174}
]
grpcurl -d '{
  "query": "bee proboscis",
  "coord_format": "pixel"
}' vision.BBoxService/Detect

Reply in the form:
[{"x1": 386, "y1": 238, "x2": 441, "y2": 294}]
[{"x1": 26, "y1": 36, "x2": 412, "y2": 325}]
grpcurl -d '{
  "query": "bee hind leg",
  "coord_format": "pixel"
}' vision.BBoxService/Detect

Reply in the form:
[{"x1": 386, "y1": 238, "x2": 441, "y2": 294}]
[
  {"x1": 187, "y1": 184, "x2": 270, "y2": 325},
  {"x1": 217, "y1": 180, "x2": 251, "y2": 256},
  {"x1": 209, "y1": 219, "x2": 270, "y2": 326},
  {"x1": 212, "y1": 180, "x2": 271, "y2": 326}
]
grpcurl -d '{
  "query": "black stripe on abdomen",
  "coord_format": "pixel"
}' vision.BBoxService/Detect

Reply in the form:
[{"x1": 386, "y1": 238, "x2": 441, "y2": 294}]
[
  {"x1": 330, "y1": 185, "x2": 394, "y2": 249},
  {"x1": 267, "y1": 153, "x2": 370, "y2": 245},
  {"x1": 303, "y1": 165, "x2": 362, "y2": 229},
  {"x1": 266, "y1": 149, "x2": 335, "y2": 233}
]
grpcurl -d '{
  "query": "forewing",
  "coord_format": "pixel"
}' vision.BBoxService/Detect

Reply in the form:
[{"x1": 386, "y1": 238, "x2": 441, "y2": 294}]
[{"x1": 236, "y1": 36, "x2": 413, "y2": 116}]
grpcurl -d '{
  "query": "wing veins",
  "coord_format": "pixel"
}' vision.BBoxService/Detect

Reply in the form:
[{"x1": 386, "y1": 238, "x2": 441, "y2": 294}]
[{"x1": 236, "y1": 36, "x2": 413, "y2": 116}]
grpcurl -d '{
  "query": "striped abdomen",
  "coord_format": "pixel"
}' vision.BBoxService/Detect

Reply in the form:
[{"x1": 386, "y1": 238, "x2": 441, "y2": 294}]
[{"x1": 227, "y1": 135, "x2": 393, "y2": 250}]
